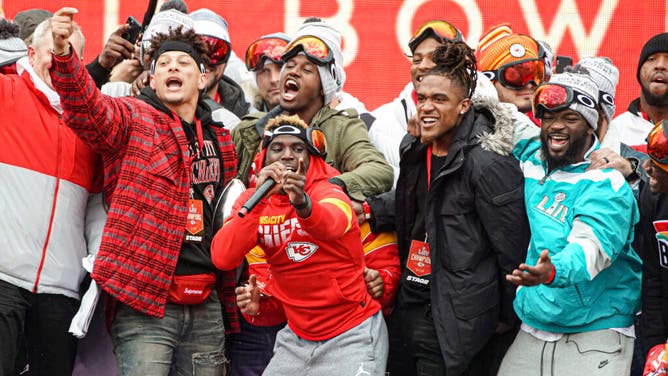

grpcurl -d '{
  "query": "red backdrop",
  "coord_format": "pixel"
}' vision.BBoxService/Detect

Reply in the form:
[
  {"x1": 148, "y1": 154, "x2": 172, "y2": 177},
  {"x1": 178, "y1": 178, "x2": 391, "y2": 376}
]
[{"x1": 3, "y1": 0, "x2": 665, "y2": 113}]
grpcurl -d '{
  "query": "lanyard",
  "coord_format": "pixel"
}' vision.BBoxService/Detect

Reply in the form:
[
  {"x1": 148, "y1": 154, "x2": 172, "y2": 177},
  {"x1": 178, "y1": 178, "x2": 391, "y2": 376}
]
[
  {"x1": 173, "y1": 111, "x2": 204, "y2": 154},
  {"x1": 426, "y1": 145, "x2": 432, "y2": 191}
]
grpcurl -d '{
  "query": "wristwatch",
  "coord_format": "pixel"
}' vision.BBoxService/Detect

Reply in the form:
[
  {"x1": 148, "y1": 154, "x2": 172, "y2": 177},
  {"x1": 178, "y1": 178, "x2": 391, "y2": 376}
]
[{"x1": 291, "y1": 194, "x2": 310, "y2": 210}]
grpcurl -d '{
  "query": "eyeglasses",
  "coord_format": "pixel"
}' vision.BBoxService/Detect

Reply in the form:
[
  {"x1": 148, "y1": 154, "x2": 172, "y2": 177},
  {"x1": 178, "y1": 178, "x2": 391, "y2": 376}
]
[
  {"x1": 281, "y1": 35, "x2": 334, "y2": 66},
  {"x1": 408, "y1": 20, "x2": 463, "y2": 54},
  {"x1": 201, "y1": 35, "x2": 231, "y2": 66},
  {"x1": 532, "y1": 83, "x2": 597, "y2": 119},
  {"x1": 262, "y1": 125, "x2": 328, "y2": 157},
  {"x1": 647, "y1": 120, "x2": 668, "y2": 164},
  {"x1": 246, "y1": 37, "x2": 289, "y2": 71},
  {"x1": 482, "y1": 59, "x2": 545, "y2": 90}
]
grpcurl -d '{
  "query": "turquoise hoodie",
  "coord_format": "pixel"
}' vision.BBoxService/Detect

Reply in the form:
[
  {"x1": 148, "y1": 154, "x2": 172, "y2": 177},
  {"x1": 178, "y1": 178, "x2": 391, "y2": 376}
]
[{"x1": 512, "y1": 135, "x2": 641, "y2": 333}]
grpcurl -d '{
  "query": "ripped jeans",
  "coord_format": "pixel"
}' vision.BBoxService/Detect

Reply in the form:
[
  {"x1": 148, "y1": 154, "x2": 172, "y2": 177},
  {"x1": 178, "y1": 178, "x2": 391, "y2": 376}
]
[{"x1": 111, "y1": 290, "x2": 227, "y2": 376}]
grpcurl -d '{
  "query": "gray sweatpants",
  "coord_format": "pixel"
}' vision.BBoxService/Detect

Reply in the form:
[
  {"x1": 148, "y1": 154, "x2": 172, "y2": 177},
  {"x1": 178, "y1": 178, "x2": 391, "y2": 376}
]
[
  {"x1": 263, "y1": 311, "x2": 388, "y2": 376},
  {"x1": 498, "y1": 328, "x2": 634, "y2": 376}
]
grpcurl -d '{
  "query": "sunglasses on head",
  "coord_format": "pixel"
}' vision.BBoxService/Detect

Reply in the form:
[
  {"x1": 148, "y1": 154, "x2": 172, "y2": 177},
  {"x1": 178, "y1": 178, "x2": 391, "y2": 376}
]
[
  {"x1": 532, "y1": 83, "x2": 597, "y2": 119},
  {"x1": 245, "y1": 37, "x2": 289, "y2": 71},
  {"x1": 483, "y1": 59, "x2": 545, "y2": 90},
  {"x1": 647, "y1": 120, "x2": 668, "y2": 165},
  {"x1": 281, "y1": 35, "x2": 334, "y2": 66},
  {"x1": 263, "y1": 125, "x2": 328, "y2": 158},
  {"x1": 408, "y1": 20, "x2": 463, "y2": 54},
  {"x1": 201, "y1": 35, "x2": 231, "y2": 66}
]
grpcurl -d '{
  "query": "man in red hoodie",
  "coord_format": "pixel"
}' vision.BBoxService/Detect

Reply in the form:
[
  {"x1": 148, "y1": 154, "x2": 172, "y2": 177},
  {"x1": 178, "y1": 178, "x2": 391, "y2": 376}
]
[{"x1": 212, "y1": 114, "x2": 388, "y2": 375}]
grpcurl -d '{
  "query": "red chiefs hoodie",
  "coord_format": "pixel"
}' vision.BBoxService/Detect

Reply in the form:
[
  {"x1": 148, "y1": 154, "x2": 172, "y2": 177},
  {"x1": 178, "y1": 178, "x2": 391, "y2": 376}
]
[{"x1": 211, "y1": 151, "x2": 380, "y2": 341}]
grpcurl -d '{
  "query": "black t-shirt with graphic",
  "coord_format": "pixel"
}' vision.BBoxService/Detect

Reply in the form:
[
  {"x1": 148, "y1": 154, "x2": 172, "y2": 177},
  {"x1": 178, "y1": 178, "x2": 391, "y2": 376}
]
[{"x1": 175, "y1": 120, "x2": 224, "y2": 275}]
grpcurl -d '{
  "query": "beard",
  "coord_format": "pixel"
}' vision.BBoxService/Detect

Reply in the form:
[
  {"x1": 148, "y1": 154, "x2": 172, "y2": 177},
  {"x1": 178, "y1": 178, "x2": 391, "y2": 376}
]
[
  {"x1": 540, "y1": 129, "x2": 591, "y2": 170},
  {"x1": 642, "y1": 84, "x2": 668, "y2": 107}
]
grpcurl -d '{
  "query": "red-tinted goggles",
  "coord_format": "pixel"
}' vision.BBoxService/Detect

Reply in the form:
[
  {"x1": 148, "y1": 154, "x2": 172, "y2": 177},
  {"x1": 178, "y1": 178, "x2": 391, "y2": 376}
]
[
  {"x1": 532, "y1": 83, "x2": 597, "y2": 119},
  {"x1": 245, "y1": 37, "x2": 289, "y2": 71},
  {"x1": 281, "y1": 35, "x2": 334, "y2": 66},
  {"x1": 408, "y1": 20, "x2": 463, "y2": 54},
  {"x1": 262, "y1": 124, "x2": 328, "y2": 158},
  {"x1": 201, "y1": 35, "x2": 231, "y2": 66},
  {"x1": 482, "y1": 59, "x2": 545, "y2": 90},
  {"x1": 647, "y1": 120, "x2": 668, "y2": 166}
]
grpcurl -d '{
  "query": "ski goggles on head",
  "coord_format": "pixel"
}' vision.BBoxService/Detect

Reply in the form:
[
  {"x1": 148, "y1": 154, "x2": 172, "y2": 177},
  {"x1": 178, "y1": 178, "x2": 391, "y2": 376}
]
[
  {"x1": 647, "y1": 120, "x2": 668, "y2": 165},
  {"x1": 532, "y1": 83, "x2": 597, "y2": 118},
  {"x1": 598, "y1": 90, "x2": 615, "y2": 108},
  {"x1": 281, "y1": 35, "x2": 334, "y2": 66},
  {"x1": 245, "y1": 37, "x2": 289, "y2": 71},
  {"x1": 408, "y1": 20, "x2": 463, "y2": 54},
  {"x1": 201, "y1": 35, "x2": 231, "y2": 66},
  {"x1": 482, "y1": 59, "x2": 545, "y2": 90},
  {"x1": 262, "y1": 125, "x2": 328, "y2": 158}
]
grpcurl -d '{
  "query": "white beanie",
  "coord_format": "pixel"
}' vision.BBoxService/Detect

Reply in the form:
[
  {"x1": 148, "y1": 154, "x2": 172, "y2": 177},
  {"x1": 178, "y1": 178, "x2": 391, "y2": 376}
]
[
  {"x1": 140, "y1": 9, "x2": 194, "y2": 64},
  {"x1": 545, "y1": 73, "x2": 599, "y2": 130},
  {"x1": 575, "y1": 57, "x2": 618, "y2": 122},
  {"x1": 190, "y1": 8, "x2": 230, "y2": 44},
  {"x1": 291, "y1": 21, "x2": 345, "y2": 105}
]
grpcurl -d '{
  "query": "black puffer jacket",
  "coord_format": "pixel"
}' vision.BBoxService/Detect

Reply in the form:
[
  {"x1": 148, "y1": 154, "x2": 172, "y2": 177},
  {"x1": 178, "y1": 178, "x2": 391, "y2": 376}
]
[{"x1": 368, "y1": 106, "x2": 530, "y2": 375}]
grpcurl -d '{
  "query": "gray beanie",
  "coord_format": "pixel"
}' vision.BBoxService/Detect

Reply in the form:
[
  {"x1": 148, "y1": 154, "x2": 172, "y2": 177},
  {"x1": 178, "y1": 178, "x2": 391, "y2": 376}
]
[
  {"x1": 291, "y1": 21, "x2": 345, "y2": 105},
  {"x1": 0, "y1": 19, "x2": 27, "y2": 66},
  {"x1": 575, "y1": 57, "x2": 618, "y2": 122},
  {"x1": 544, "y1": 73, "x2": 599, "y2": 130}
]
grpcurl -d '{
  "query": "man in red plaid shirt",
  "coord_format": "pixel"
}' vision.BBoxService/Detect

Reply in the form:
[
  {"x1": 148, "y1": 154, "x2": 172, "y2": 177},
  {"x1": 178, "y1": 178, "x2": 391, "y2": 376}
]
[{"x1": 49, "y1": 7, "x2": 237, "y2": 375}]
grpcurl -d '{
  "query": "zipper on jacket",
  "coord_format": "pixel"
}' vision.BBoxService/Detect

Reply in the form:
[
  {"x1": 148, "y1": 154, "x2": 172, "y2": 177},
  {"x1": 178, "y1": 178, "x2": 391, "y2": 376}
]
[
  {"x1": 538, "y1": 169, "x2": 554, "y2": 185},
  {"x1": 34, "y1": 115, "x2": 64, "y2": 292}
]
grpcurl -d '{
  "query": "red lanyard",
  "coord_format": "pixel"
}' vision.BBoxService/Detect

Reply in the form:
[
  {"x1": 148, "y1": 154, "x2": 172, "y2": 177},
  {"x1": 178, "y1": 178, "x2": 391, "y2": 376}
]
[
  {"x1": 426, "y1": 145, "x2": 432, "y2": 191},
  {"x1": 194, "y1": 117, "x2": 204, "y2": 151},
  {"x1": 172, "y1": 111, "x2": 204, "y2": 152}
]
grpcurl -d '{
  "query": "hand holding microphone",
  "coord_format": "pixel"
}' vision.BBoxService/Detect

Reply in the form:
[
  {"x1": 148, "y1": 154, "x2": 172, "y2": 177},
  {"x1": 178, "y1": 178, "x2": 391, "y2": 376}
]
[{"x1": 238, "y1": 159, "x2": 308, "y2": 217}]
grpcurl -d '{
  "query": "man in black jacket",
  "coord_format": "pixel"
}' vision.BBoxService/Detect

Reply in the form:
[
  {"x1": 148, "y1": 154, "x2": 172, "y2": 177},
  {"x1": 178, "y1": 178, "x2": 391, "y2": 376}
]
[{"x1": 366, "y1": 42, "x2": 529, "y2": 376}]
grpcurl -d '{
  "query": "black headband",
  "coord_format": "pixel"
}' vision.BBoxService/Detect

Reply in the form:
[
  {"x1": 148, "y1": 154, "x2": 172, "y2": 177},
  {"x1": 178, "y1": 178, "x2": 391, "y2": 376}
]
[{"x1": 150, "y1": 40, "x2": 205, "y2": 73}]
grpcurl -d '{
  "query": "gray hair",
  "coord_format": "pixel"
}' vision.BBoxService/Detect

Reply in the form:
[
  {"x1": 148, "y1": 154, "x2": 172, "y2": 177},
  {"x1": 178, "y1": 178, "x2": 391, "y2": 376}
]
[{"x1": 32, "y1": 18, "x2": 85, "y2": 56}]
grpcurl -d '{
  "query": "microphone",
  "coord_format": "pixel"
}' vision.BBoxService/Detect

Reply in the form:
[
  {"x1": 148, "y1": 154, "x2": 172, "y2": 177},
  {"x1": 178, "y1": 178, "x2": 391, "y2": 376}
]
[{"x1": 238, "y1": 178, "x2": 276, "y2": 218}]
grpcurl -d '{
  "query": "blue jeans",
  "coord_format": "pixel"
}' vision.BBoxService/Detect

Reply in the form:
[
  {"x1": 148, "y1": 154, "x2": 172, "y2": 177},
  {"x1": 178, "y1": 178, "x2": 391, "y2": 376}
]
[
  {"x1": 227, "y1": 314, "x2": 285, "y2": 376},
  {"x1": 111, "y1": 291, "x2": 226, "y2": 376}
]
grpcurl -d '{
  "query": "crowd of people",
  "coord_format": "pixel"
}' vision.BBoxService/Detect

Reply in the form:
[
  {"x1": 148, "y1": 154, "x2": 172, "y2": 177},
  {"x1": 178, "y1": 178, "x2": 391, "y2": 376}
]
[{"x1": 2, "y1": 1, "x2": 668, "y2": 375}]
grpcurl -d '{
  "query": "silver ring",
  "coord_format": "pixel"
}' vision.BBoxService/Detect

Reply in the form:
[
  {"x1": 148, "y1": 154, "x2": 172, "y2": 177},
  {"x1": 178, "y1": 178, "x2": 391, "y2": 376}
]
[{"x1": 603, "y1": 157, "x2": 610, "y2": 163}]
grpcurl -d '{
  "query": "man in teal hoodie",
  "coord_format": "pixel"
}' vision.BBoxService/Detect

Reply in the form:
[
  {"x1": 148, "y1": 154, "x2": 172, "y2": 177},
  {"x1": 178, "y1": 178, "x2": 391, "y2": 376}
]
[{"x1": 499, "y1": 72, "x2": 641, "y2": 375}]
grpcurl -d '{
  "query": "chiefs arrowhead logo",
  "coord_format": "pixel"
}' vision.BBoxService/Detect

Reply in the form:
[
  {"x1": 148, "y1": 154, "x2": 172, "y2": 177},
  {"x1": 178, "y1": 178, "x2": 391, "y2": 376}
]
[{"x1": 285, "y1": 242, "x2": 319, "y2": 262}]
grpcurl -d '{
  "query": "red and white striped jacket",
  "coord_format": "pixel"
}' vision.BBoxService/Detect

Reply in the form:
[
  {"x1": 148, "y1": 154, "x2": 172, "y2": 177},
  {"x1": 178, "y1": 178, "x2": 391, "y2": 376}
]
[{"x1": 0, "y1": 58, "x2": 103, "y2": 299}]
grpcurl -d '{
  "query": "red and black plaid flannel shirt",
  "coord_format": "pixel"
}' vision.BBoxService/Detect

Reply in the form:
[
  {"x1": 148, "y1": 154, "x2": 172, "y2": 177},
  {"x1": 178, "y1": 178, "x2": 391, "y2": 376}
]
[{"x1": 51, "y1": 52, "x2": 240, "y2": 333}]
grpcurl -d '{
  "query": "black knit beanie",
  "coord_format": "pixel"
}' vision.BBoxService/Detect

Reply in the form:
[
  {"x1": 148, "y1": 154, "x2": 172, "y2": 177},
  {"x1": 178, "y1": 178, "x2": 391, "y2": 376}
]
[{"x1": 638, "y1": 32, "x2": 668, "y2": 82}]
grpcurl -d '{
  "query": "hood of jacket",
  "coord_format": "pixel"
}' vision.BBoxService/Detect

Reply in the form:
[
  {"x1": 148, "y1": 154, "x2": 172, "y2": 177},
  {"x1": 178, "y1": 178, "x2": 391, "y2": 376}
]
[
  {"x1": 470, "y1": 73, "x2": 517, "y2": 156},
  {"x1": 136, "y1": 87, "x2": 225, "y2": 130},
  {"x1": 217, "y1": 75, "x2": 251, "y2": 118}
]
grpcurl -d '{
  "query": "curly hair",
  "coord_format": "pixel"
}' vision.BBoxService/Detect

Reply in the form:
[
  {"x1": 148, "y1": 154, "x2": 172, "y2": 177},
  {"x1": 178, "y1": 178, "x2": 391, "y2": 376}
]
[
  {"x1": 427, "y1": 41, "x2": 477, "y2": 98},
  {"x1": 265, "y1": 114, "x2": 309, "y2": 132},
  {"x1": 145, "y1": 26, "x2": 210, "y2": 67}
]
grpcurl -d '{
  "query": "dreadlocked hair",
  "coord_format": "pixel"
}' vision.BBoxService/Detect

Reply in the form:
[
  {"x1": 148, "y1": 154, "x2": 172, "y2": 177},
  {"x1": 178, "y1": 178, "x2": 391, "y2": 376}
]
[
  {"x1": 145, "y1": 26, "x2": 210, "y2": 66},
  {"x1": 265, "y1": 114, "x2": 309, "y2": 133},
  {"x1": 428, "y1": 41, "x2": 477, "y2": 99}
]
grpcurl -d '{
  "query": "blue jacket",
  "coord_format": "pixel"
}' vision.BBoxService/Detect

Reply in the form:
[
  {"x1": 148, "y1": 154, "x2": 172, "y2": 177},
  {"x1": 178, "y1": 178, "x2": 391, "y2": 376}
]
[{"x1": 512, "y1": 135, "x2": 641, "y2": 333}]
